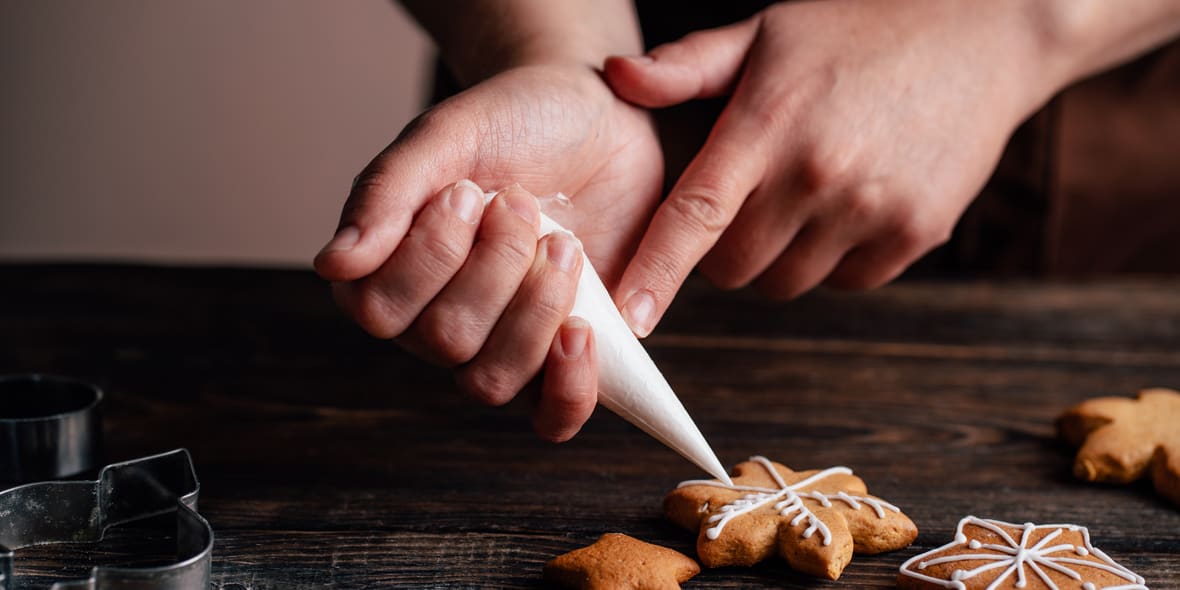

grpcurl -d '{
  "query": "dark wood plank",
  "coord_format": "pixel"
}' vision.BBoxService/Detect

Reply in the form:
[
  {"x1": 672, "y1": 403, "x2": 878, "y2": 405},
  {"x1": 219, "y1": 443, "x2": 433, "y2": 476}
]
[{"x1": 1, "y1": 264, "x2": 1178, "y2": 588}]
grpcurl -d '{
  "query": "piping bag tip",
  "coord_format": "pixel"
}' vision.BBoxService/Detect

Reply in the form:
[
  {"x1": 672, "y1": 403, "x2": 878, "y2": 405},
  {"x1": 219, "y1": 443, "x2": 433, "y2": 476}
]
[{"x1": 600, "y1": 393, "x2": 732, "y2": 485}]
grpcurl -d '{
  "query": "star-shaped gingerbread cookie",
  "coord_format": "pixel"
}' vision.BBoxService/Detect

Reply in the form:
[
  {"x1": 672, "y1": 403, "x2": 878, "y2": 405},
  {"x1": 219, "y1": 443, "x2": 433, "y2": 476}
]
[
  {"x1": 898, "y1": 516, "x2": 1147, "y2": 589},
  {"x1": 664, "y1": 456, "x2": 917, "y2": 580},
  {"x1": 543, "y1": 533, "x2": 700, "y2": 590},
  {"x1": 1057, "y1": 388, "x2": 1180, "y2": 506}
]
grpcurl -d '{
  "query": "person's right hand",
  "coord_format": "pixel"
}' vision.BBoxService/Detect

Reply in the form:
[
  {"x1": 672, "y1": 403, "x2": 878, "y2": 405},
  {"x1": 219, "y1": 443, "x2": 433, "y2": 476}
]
[{"x1": 313, "y1": 64, "x2": 664, "y2": 442}]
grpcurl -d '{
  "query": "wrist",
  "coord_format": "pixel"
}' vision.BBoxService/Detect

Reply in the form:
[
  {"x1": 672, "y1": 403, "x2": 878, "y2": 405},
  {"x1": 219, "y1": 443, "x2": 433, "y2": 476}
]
[
  {"x1": 444, "y1": 35, "x2": 623, "y2": 87},
  {"x1": 413, "y1": 0, "x2": 644, "y2": 88},
  {"x1": 1015, "y1": 0, "x2": 1180, "y2": 92}
]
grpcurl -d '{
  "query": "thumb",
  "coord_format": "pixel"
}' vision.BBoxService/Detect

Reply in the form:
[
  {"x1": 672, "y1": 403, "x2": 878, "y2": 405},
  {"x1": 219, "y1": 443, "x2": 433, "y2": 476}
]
[
  {"x1": 313, "y1": 110, "x2": 471, "y2": 282},
  {"x1": 603, "y1": 16, "x2": 760, "y2": 108}
]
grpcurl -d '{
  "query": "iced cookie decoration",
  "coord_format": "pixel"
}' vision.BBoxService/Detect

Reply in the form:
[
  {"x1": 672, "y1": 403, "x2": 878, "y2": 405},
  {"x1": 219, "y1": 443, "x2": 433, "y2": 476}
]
[
  {"x1": 898, "y1": 517, "x2": 1148, "y2": 589},
  {"x1": 543, "y1": 533, "x2": 700, "y2": 590},
  {"x1": 1057, "y1": 388, "x2": 1180, "y2": 506},
  {"x1": 664, "y1": 456, "x2": 917, "y2": 580}
]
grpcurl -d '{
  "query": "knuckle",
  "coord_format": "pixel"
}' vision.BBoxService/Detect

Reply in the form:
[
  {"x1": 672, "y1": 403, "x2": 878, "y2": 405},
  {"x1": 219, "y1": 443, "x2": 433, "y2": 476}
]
[
  {"x1": 415, "y1": 312, "x2": 481, "y2": 366},
  {"x1": 796, "y1": 145, "x2": 854, "y2": 197},
  {"x1": 409, "y1": 229, "x2": 467, "y2": 270},
  {"x1": 929, "y1": 222, "x2": 954, "y2": 248},
  {"x1": 348, "y1": 285, "x2": 406, "y2": 340},
  {"x1": 893, "y1": 221, "x2": 927, "y2": 252},
  {"x1": 482, "y1": 230, "x2": 538, "y2": 271},
  {"x1": 350, "y1": 167, "x2": 388, "y2": 196},
  {"x1": 636, "y1": 247, "x2": 688, "y2": 297},
  {"x1": 459, "y1": 366, "x2": 519, "y2": 407},
  {"x1": 530, "y1": 285, "x2": 574, "y2": 321},
  {"x1": 341, "y1": 167, "x2": 394, "y2": 221},
  {"x1": 666, "y1": 186, "x2": 732, "y2": 236},
  {"x1": 841, "y1": 181, "x2": 886, "y2": 225},
  {"x1": 889, "y1": 211, "x2": 946, "y2": 253},
  {"x1": 700, "y1": 255, "x2": 753, "y2": 291}
]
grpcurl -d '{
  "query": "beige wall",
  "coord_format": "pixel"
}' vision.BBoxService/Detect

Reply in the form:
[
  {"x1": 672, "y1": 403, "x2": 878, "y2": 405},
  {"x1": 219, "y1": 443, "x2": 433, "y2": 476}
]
[{"x1": 0, "y1": 1, "x2": 430, "y2": 267}]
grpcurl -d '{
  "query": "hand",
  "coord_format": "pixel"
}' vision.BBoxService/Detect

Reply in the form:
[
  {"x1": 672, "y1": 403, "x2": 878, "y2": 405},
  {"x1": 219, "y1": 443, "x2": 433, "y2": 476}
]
[
  {"x1": 314, "y1": 65, "x2": 663, "y2": 441},
  {"x1": 604, "y1": 1, "x2": 1058, "y2": 336}
]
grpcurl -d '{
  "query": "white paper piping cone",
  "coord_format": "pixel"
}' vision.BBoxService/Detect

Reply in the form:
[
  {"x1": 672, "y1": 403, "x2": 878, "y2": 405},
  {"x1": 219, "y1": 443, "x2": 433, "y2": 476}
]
[{"x1": 483, "y1": 189, "x2": 731, "y2": 484}]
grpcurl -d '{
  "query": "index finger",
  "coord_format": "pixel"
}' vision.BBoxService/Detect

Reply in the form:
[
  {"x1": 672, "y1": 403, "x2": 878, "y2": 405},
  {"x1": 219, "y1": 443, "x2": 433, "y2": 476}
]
[{"x1": 615, "y1": 108, "x2": 767, "y2": 336}]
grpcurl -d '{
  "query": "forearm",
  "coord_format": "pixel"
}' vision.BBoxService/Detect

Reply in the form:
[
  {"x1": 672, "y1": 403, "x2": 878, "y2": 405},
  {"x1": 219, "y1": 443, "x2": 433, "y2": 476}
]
[
  {"x1": 1029, "y1": 0, "x2": 1180, "y2": 88},
  {"x1": 399, "y1": 0, "x2": 643, "y2": 86}
]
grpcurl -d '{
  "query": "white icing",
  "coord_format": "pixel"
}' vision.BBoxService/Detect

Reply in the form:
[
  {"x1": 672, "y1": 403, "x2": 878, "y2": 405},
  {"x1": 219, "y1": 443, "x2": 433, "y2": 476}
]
[
  {"x1": 898, "y1": 516, "x2": 1149, "y2": 590},
  {"x1": 482, "y1": 189, "x2": 731, "y2": 484},
  {"x1": 677, "y1": 456, "x2": 901, "y2": 546}
]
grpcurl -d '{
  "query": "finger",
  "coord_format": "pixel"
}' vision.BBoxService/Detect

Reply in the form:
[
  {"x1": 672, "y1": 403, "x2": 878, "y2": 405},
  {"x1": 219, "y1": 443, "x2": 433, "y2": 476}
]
[
  {"x1": 825, "y1": 220, "x2": 948, "y2": 290},
  {"x1": 604, "y1": 17, "x2": 761, "y2": 108},
  {"x1": 336, "y1": 180, "x2": 485, "y2": 339},
  {"x1": 399, "y1": 186, "x2": 541, "y2": 366},
  {"x1": 822, "y1": 240, "x2": 911, "y2": 291},
  {"x1": 533, "y1": 317, "x2": 597, "y2": 443},
  {"x1": 752, "y1": 222, "x2": 851, "y2": 301},
  {"x1": 697, "y1": 174, "x2": 812, "y2": 290},
  {"x1": 457, "y1": 231, "x2": 584, "y2": 407},
  {"x1": 314, "y1": 108, "x2": 473, "y2": 282},
  {"x1": 615, "y1": 105, "x2": 769, "y2": 337}
]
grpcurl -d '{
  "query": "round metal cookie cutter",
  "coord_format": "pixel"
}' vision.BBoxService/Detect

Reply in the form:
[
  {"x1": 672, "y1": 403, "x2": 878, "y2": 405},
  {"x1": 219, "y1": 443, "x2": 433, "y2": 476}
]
[{"x1": 0, "y1": 374, "x2": 103, "y2": 483}]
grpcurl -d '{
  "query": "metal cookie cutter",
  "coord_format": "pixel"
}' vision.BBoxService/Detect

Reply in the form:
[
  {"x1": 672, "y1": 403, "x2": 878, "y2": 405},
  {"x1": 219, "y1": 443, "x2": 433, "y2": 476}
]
[
  {"x1": 0, "y1": 375, "x2": 103, "y2": 483},
  {"x1": 0, "y1": 375, "x2": 213, "y2": 590}
]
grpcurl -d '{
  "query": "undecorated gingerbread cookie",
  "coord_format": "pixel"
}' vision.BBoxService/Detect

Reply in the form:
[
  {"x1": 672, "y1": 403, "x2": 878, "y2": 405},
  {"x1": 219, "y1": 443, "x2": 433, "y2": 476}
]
[
  {"x1": 664, "y1": 455, "x2": 917, "y2": 580},
  {"x1": 1057, "y1": 388, "x2": 1180, "y2": 506},
  {"x1": 543, "y1": 533, "x2": 700, "y2": 590},
  {"x1": 898, "y1": 516, "x2": 1147, "y2": 589}
]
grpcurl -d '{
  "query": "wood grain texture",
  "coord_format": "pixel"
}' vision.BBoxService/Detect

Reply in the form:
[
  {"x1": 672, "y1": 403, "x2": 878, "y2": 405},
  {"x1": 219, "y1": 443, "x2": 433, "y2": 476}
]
[{"x1": 1, "y1": 264, "x2": 1178, "y2": 589}]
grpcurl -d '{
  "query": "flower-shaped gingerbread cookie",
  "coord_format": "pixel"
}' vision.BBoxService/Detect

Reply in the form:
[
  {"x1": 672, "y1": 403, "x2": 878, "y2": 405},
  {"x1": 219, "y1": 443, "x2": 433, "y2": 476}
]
[
  {"x1": 1057, "y1": 388, "x2": 1180, "y2": 506},
  {"x1": 898, "y1": 516, "x2": 1147, "y2": 589},
  {"x1": 543, "y1": 533, "x2": 700, "y2": 590},
  {"x1": 664, "y1": 456, "x2": 917, "y2": 580}
]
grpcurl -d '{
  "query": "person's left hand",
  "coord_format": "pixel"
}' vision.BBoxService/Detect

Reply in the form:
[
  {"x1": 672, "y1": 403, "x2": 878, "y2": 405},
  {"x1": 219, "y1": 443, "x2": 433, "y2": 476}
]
[
  {"x1": 314, "y1": 64, "x2": 664, "y2": 442},
  {"x1": 603, "y1": 0, "x2": 1064, "y2": 336}
]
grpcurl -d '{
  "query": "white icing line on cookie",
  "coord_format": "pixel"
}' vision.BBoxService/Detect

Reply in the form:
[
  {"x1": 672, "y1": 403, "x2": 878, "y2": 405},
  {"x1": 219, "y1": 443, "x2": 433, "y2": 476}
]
[
  {"x1": 897, "y1": 516, "x2": 1148, "y2": 590},
  {"x1": 677, "y1": 455, "x2": 901, "y2": 546}
]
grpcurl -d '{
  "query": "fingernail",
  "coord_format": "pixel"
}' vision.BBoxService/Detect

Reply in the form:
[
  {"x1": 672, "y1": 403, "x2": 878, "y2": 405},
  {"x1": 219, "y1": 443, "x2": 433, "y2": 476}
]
[
  {"x1": 319, "y1": 225, "x2": 359, "y2": 256},
  {"x1": 448, "y1": 180, "x2": 483, "y2": 224},
  {"x1": 561, "y1": 317, "x2": 589, "y2": 358},
  {"x1": 546, "y1": 231, "x2": 580, "y2": 271},
  {"x1": 629, "y1": 55, "x2": 655, "y2": 65},
  {"x1": 502, "y1": 189, "x2": 538, "y2": 223},
  {"x1": 622, "y1": 290, "x2": 656, "y2": 337}
]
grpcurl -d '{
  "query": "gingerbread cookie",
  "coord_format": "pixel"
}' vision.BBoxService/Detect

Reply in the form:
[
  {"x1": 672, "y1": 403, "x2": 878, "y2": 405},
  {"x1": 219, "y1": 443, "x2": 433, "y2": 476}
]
[
  {"x1": 543, "y1": 533, "x2": 700, "y2": 590},
  {"x1": 898, "y1": 516, "x2": 1147, "y2": 589},
  {"x1": 1057, "y1": 388, "x2": 1180, "y2": 506},
  {"x1": 664, "y1": 456, "x2": 917, "y2": 580}
]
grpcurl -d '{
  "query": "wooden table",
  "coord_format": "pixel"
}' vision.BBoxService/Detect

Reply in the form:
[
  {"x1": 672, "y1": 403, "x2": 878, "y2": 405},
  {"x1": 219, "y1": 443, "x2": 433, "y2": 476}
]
[{"x1": 2, "y1": 264, "x2": 1178, "y2": 589}]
